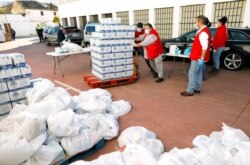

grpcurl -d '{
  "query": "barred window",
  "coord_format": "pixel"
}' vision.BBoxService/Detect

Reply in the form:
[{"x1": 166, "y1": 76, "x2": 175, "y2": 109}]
[
  {"x1": 180, "y1": 4, "x2": 205, "y2": 34},
  {"x1": 116, "y1": 11, "x2": 129, "y2": 25},
  {"x1": 155, "y1": 7, "x2": 174, "y2": 39},
  {"x1": 134, "y1": 9, "x2": 149, "y2": 25},
  {"x1": 79, "y1": 16, "x2": 87, "y2": 30},
  {"x1": 70, "y1": 17, "x2": 77, "y2": 27},
  {"x1": 90, "y1": 15, "x2": 99, "y2": 22},
  {"x1": 62, "y1": 18, "x2": 68, "y2": 26},
  {"x1": 102, "y1": 13, "x2": 112, "y2": 18},
  {"x1": 213, "y1": 0, "x2": 246, "y2": 27}
]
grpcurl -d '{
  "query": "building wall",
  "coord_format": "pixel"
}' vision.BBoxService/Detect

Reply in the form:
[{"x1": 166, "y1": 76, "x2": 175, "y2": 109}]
[
  {"x1": 0, "y1": 9, "x2": 58, "y2": 37},
  {"x1": 58, "y1": 0, "x2": 250, "y2": 38}
]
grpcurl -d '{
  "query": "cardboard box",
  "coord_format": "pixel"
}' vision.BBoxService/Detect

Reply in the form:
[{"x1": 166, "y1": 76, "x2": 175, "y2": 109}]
[
  {"x1": 0, "y1": 54, "x2": 13, "y2": 69},
  {"x1": 112, "y1": 53, "x2": 123, "y2": 59},
  {"x1": 113, "y1": 65, "x2": 124, "y2": 72},
  {"x1": 123, "y1": 58, "x2": 133, "y2": 65},
  {"x1": 0, "y1": 81, "x2": 8, "y2": 93},
  {"x1": 123, "y1": 70, "x2": 133, "y2": 77},
  {"x1": 92, "y1": 70, "x2": 113, "y2": 80},
  {"x1": 124, "y1": 64, "x2": 134, "y2": 71},
  {"x1": 0, "y1": 93, "x2": 11, "y2": 104},
  {"x1": 113, "y1": 72, "x2": 124, "y2": 79},
  {"x1": 93, "y1": 65, "x2": 113, "y2": 74},
  {"x1": 0, "y1": 102, "x2": 12, "y2": 116},
  {"x1": 7, "y1": 78, "x2": 31, "y2": 91},
  {"x1": 10, "y1": 53, "x2": 26, "y2": 67},
  {"x1": 0, "y1": 69, "x2": 12, "y2": 81},
  {"x1": 92, "y1": 59, "x2": 112, "y2": 67},
  {"x1": 8, "y1": 88, "x2": 29, "y2": 102},
  {"x1": 112, "y1": 59, "x2": 124, "y2": 66},
  {"x1": 123, "y1": 52, "x2": 133, "y2": 58},
  {"x1": 92, "y1": 52, "x2": 112, "y2": 60},
  {"x1": 11, "y1": 98, "x2": 27, "y2": 108},
  {"x1": 123, "y1": 45, "x2": 133, "y2": 52},
  {"x1": 20, "y1": 65, "x2": 32, "y2": 78}
]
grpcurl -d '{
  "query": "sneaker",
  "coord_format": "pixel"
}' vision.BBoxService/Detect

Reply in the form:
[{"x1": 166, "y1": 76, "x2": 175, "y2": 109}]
[
  {"x1": 209, "y1": 68, "x2": 218, "y2": 74},
  {"x1": 155, "y1": 78, "x2": 164, "y2": 83},
  {"x1": 152, "y1": 72, "x2": 158, "y2": 78}
]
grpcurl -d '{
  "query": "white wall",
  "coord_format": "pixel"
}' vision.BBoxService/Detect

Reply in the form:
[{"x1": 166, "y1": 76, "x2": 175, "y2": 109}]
[
  {"x1": 0, "y1": 10, "x2": 58, "y2": 37},
  {"x1": 58, "y1": 0, "x2": 250, "y2": 37}
]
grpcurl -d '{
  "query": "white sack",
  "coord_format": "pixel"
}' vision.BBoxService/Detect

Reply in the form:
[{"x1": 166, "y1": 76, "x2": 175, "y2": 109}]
[
  {"x1": 70, "y1": 151, "x2": 124, "y2": 165},
  {"x1": 77, "y1": 89, "x2": 112, "y2": 114},
  {"x1": 23, "y1": 141, "x2": 65, "y2": 165},
  {"x1": 27, "y1": 88, "x2": 72, "y2": 117},
  {"x1": 0, "y1": 112, "x2": 46, "y2": 142},
  {"x1": 61, "y1": 129, "x2": 102, "y2": 156},
  {"x1": 9, "y1": 104, "x2": 28, "y2": 116},
  {"x1": 108, "y1": 100, "x2": 132, "y2": 117},
  {"x1": 221, "y1": 123, "x2": 249, "y2": 142},
  {"x1": 62, "y1": 41, "x2": 83, "y2": 53},
  {"x1": 81, "y1": 113, "x2": 119, "y2": 140},
  {"x1": 122, "y1": 144, "x2": 158, "y2": 165},
  {"x1": 47, "y1": 109, "x2": 85, "y2": 137},
  {"x1": 0, "y1": 132, "x2": 46, "y2": 165},
  {"x1": 26, "y1": 79, "x2": 55, "y2": 104}
]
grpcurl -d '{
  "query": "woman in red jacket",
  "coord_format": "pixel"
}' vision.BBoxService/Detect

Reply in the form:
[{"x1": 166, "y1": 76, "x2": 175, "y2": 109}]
[{"x1": 210, "y1": 16, "x2": 228, "y2": 74}]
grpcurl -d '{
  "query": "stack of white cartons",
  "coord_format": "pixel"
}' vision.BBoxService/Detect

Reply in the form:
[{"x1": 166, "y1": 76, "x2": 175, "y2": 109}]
[
  {"x1": 90, "y1": 18, "x2": 135, "y2": 80},
  {"x1": 0, "y1": 53, "x2": 32, "y2": 117}
]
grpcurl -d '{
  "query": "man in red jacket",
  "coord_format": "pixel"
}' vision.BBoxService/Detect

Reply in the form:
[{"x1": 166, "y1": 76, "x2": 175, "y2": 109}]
[
  {"x1": 181, "y1": 15, "x2": 211, "y2": 96},
  {"x1": 210, "y1": 16, "x2": 228, "y2": 74},
  {"x1": 135, "y1": 23, "x2": 164, "y2": 83}
]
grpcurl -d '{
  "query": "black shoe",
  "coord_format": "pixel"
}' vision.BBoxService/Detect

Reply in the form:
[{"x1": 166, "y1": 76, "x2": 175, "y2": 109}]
[
  {"x1": 180, "y1": 91, "x2": 194, "y2": 96},
  {"x1": 194, "y1": 90, "x2": 201, "y2": 94},
  {"x1": 155, "y1": 78, "x2": 164, "y2": 83},
  {"x1": 152, "y1": 72, "x2": 158, "y2": 78},
  {"x1": 209, "y1": 68, "x2": 218, "y2": 74}
]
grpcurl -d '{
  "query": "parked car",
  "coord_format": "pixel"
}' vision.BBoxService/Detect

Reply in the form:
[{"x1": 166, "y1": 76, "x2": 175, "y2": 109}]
[
  {"x1": 42, "y1": 26, "x2": 53, "y2": 39},
  {"x1": 81, "y1": 23, "x2": 99, "y2": 47},
  {"x1": 162, "y1": 27, "x2": 250, "y2": 71},
  {"x1": 45, "y1": 26, "x2": 83, "y2": 46}
]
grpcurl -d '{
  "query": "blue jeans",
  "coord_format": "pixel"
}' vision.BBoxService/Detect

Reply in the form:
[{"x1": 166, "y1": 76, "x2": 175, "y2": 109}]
[
  {"x1": 202, "y1": 63, "x2": 206, "y2": 79},
  {"x1": 187, "y1": 60, "x2": 203, "y2": 93},
  {"x1": 213, "y1": 47, "x2": 224, "y2": 69}
]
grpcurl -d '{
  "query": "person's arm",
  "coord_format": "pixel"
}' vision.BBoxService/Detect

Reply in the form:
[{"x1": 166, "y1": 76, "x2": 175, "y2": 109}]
[
  {"x1": 136, "y1": 34, "x2": 157, "y2": 47},
  {"x1": 199, "y1": 32, "x2": 209, "y2": 60},
  {"x1": 135, "y1": 34, "x2": 144, "y2": 41}
]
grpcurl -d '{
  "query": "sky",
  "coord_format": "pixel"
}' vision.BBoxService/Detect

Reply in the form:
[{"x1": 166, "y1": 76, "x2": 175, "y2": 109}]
[{"x1": 0, "y1": 0, "x2": 58, "y2": 6}]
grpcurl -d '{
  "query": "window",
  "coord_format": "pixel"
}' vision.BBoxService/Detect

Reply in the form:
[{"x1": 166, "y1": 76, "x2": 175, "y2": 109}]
[
  {"x1": 155, "y1": 7, "x2": 174, "y2": 39},
  {"x1": 116, "y1": 11, "x2": 129, "y2": 25},
  {"x1": 90, "y1": 15, "x2": 99, "y2": 22},
  {"x1": 70, "y1": 17, "x2": 77, "y2": 27},
  {"x1": 79, "y1": 16, "x2": 87, "y2": 30},
  {"x1": 40, "y1": 11, "x2": 44, "y2": 16},
  {"x1": 212, "y1": 0, "x2": 246, "y2": 28},
  {"x1": 102, "y1": 13, "x2": 112, "y2": 18},
  {"x1": 134, "y1": 9, "x2": 149, "y2": 25},
  {"x1": 180, "y1": 4, "x2": 205, "y2": 34},
  {"x1": 62, "y1": 18, "x2": 68, "y2": 26},
  {"x1": 230, "y1": 30, "x2": 249, "y2": 40}
]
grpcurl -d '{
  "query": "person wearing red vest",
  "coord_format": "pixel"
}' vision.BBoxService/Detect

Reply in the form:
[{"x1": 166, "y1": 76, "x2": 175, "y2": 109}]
[
  {"x1": 181, "y1": 15, "x2": 211, "y2": 96},
  {"x1": 135, "y1": 23, "x2": 164, "y2": 83},
  {"x1": 210, "y1": 16, "x2": 228, "y2": 74}
]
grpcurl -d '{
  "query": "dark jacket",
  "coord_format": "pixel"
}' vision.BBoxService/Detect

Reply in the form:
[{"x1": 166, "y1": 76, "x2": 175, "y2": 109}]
[{"x1": 57, "y1": 29, "x2": 65, "y2": 43}]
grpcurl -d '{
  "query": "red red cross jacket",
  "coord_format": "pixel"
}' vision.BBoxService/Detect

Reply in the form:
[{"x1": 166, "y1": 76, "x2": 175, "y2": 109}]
[
  {"x1": 190, "y1": 27, "x2": 211, "y2": 62},
  {"x1": 144, "y1": 29, "x2": 164, "y2": 60}
]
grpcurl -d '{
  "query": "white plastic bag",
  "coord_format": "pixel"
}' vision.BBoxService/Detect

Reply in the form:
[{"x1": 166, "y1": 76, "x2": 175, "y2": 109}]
[
  {"x1": 0, "y1": 112, "x2": 46, "y2": 142},
  {"x1": 9, "y1": 104, "x2": 28, "y2": 116},
  {"x1": 62, "y1": 41, "x2": 83, "y2": 53},
  {"x1": 108, "y1": 100, "x2": 132, "y2": 117},
  {"x1": 221, "y1": 123, "x2": 249, "y2": 142},
  {"x1": 23, "y1": 141, "x2": 65, "y2": 165},
  {"x1": 26, "y1": 79, "x2": 55, "y2": 104},
  {"x1": 61, "y1": 129, "x2": 102, "y2": 156},
  {"x1": 27, "y1": 88, "x2": 72, "y2": 117},
  {"x1": 77, "y1": 89, "x2": 112, "y2": 114},
  {"x1": 122, "y1": 144, "x2": 158, "y2": 165},
  {"x1": 0, "y1": 132, "x2": 46, "y2": 165},
  {"x1": 81, "y1": 113, "x2": 119, "y2": 140},
  {"x1": 47, "y1": 109, "x2": 85, "y2": 137}
]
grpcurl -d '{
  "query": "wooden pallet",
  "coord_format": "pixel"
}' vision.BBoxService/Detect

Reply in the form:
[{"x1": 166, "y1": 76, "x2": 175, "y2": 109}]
[
  {"x1": 84, "y1": 74, "x2": 138, "y2": 88},
  {"x1": 56, "y1": 139, "x2": 105, "y2": 165}
]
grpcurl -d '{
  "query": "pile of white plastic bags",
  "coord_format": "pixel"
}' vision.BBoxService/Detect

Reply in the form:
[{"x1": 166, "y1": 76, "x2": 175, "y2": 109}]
[
  {"x1": 71, "y1": 124, "x2": 250, "y2": 165},
  {"x1": 0, "y1": 79, "x2": 132, "y2": 165}
]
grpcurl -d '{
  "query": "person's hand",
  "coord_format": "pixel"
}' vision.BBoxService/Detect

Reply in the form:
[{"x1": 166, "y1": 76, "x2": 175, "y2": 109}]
[
  {"x1": 131, "y1": 41, "x2": 137, "y2": 47},
  {"x1": 198, "y1": 59, "x2": 204, "y2": 66}
]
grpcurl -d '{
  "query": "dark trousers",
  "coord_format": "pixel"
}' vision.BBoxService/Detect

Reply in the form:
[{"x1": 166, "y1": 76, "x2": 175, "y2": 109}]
[{"x1": 38, "y1": 33, "x2": 44, "y2": 42}]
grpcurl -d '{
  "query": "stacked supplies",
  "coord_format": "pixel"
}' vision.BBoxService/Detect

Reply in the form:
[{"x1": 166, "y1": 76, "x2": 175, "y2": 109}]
[
  {"x1": 0, "y1": 53, "x2": 32, "y2": 117},
  {"x1": 90, "y1": 18, "x2": 135, "y2": 80}
]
